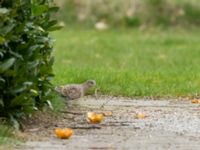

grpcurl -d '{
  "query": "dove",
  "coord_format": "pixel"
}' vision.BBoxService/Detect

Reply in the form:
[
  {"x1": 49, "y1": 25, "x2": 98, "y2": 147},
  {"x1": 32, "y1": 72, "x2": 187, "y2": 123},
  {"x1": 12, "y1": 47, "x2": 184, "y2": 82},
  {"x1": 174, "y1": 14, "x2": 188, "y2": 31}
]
[{"x1": 55, "y1": 80, "x2": 96, "y2": 100}]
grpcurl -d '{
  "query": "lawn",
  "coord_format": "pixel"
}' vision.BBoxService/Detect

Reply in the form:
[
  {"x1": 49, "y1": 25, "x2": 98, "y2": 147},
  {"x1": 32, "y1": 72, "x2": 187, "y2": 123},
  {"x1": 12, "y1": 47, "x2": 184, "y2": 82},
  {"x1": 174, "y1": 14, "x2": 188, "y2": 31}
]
[
  {"x1": 0, "y1": 125, "x2": 21, "y2": 147},
  {"x1": 52, "y1": 27, "x2": 200, "y2": 98}
]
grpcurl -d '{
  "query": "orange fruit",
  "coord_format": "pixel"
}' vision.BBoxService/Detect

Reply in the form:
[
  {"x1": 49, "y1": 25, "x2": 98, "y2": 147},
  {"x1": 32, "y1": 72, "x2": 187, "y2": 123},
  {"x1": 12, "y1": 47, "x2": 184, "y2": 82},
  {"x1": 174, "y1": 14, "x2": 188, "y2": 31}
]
[
  {"x1": 55, "y1": 128, "x2": 73, "y2": 139},
  {"x1": 87, "y1": 112, "x2": 104, "y2": 124},
  {"x1": 191, "y1": 99, "x2": 200, "y2": 104},
  {"x1": 135, "y1": 113, "x2": 146, "y2": 119}
]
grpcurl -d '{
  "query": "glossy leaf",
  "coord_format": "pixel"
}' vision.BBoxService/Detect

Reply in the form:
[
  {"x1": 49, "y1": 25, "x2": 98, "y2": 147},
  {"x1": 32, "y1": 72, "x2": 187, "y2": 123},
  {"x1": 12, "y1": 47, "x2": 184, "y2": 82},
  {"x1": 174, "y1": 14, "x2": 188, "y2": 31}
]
[
  {"x1": 31, "y1": 4, "x2": 48, "y2": 16},
  {"x1": 0, "y1": 58, "x2": 15, "y2": 72},
  {"x1": 0, "y1": 23, "x2": 15, "y2": 35},
  {"x1": 0, "y1": 8, "x2": 10, "y2": 14},
  {"x1": 0, "y1": 99, "x2": 4, "y2": 107},
  {"x1": 0, "y1": 36, "x2": 5, "y2": 44}
]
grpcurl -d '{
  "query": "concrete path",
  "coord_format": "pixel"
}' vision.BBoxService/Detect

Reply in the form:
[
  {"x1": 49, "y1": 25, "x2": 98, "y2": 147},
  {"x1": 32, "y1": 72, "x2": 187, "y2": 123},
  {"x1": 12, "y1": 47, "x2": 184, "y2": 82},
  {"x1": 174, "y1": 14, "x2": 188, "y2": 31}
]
[{"x1": 16, "y1": 96, "x2": 200, "y2": 150}]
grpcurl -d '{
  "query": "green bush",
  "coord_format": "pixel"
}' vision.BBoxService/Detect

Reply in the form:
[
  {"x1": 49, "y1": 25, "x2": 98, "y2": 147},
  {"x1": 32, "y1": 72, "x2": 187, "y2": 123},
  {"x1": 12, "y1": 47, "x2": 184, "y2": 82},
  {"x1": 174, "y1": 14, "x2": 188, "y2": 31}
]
[
  {"x1": 55, "y1": 0, "x2": 200, "y2": 28},
  {"x1": 144, "y1": 0, "x2": 171, "y2": 26},
  {"x1": 0, "y1": 0, "x2": 61, "y2": 128},
  {"x1": 182, "y1": 3, "x2": 200, "y2": 25}
]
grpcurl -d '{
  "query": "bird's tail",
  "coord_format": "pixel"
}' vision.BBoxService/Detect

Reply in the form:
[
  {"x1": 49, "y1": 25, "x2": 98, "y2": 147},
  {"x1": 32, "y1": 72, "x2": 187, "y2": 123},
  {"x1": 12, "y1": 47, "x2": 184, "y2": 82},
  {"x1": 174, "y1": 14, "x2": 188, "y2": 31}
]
[{"x1": 54, "y1": 86, "x2": 63, "y2": 93}]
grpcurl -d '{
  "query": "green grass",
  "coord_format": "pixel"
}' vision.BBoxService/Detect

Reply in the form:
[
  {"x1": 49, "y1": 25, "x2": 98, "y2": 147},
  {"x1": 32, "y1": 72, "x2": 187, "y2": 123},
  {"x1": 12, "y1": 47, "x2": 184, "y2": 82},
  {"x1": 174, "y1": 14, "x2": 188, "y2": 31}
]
[
  {"x1": 52, "y1": 27, "x2": 200, "y2": 98},
  {"x1": 0, "y1": 125, "x2": 21, "y2": 147}
]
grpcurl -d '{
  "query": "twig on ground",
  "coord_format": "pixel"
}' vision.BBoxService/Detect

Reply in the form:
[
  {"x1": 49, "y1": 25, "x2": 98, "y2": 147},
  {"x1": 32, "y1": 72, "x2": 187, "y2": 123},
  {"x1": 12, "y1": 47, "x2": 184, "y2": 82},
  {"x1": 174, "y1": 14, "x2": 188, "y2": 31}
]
[
  {"x1": 69, "y1": 126, "x2": 101, "y2": 129},
  {"x1": 60, "y1": 111, "x2": 84, "y2": 115},
  {"x1": 94, "y1": 87, "x2": 100, "y2": 99},
  {"x1": 101, "y1": 122, "x2": 140, "y2": 129},
  {"x1": 100, "y1": 98, "x2": 111, "y2": 109},
  {"x1": 94, "y1": 87, "x2": 111, "y2": 109}
]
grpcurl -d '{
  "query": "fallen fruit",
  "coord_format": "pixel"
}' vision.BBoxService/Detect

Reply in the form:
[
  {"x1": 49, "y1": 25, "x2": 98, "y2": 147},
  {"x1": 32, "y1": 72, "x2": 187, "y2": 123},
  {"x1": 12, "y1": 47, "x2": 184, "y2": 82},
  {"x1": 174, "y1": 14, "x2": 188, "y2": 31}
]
[
  {"x1": 55, "y1": 128, "x2": 73, "y2": 139},
  {"x1": 87, "y1": 112, "x2": 104, "y2": 124},
  {"x1": 135, "y1": 113, "x2": 146, "y2": 119},
  {"x1": 102, "y1": 111, "x2": 113, "y2": 117},
  {"x1": 191, "y1": 99, "x2": 200, "y2": 104}
]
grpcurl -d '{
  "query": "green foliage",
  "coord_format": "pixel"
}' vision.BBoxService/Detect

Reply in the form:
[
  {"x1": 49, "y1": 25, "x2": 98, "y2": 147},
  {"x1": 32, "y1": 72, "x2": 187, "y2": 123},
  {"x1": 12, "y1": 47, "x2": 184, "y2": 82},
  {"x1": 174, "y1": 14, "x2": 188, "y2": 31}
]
[
  {"x1": 125, "y1": 17, "x2": 141, "y2": 27},
  {"x1": 0, "y1": 125, "x2": 21, "y2": 146},
  {"x1": 55, "y1": 0, "x2": 77, "y2": 26},
  {"x1": 144, "y1": 0, "x2": 171, "y2": 26},
  {"x1": 0, "y1": 0, "x2": 60, "y2": 128},
  {"x1": 182, "y1": 3, "x2": 200, "y2": 25},
  {"x1": 55, "y1": 0, "x2": 200, "y2": 28}
]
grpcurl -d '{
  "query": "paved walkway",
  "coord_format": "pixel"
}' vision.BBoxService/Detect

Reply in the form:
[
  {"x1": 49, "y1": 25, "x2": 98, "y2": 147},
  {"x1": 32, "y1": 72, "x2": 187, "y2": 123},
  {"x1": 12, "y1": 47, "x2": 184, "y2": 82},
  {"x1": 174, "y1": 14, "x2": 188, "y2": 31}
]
[{"x1": 16, "y1": 97, "x2": 200, "y2": 150}]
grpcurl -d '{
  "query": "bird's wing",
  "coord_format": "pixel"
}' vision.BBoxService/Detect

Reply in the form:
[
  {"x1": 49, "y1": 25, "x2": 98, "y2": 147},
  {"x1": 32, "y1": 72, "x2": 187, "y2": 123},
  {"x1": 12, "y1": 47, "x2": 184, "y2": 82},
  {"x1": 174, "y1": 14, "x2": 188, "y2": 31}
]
[{"x1": 62, "y1": 85, "x2": 82, "y2": 99}]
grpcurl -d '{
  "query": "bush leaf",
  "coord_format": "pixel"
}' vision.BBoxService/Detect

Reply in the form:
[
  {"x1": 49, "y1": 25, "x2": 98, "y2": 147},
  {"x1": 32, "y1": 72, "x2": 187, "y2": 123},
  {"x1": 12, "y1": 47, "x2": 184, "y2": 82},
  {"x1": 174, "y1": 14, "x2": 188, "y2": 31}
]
[
  {"x1": 0, "y1": 8, "x2": 10, "y2": 14},
  {"x1": 31, "y1": 4, "x2": 48, "y2": 16},
  {"x1": 0, "y1": 36, "x2": 5, "y2": 44},
  {"x1": 0, "y1": 58, "x2": 16, "y2": 73}
]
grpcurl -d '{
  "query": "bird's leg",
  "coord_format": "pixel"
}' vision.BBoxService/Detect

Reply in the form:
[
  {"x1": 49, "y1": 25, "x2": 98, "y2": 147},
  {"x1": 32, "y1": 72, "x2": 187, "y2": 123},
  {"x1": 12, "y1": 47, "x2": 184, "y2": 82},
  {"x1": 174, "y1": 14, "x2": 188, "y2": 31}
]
[{"x1": 94, "y1": 87, "x2": 100, "y2": 100}]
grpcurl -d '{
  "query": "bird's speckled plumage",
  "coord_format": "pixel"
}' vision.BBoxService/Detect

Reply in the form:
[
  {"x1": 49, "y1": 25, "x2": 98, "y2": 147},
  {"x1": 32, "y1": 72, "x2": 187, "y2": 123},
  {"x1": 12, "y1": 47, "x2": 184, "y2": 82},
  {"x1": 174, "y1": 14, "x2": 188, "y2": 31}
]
[{"x1": 55, "y1": 80, "x2": 96, "y2": 100}]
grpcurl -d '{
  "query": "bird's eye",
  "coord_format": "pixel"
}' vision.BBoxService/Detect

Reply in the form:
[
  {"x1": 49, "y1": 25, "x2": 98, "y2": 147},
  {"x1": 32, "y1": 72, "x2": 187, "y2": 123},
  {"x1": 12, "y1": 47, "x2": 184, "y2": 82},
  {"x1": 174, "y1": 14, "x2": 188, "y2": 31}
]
[
  {"x1": 88, "y1": 81, "x2": 94, "y2": 85},
  {"x1": 87, "y1": 80, "x2": 95, "y2": 86}
]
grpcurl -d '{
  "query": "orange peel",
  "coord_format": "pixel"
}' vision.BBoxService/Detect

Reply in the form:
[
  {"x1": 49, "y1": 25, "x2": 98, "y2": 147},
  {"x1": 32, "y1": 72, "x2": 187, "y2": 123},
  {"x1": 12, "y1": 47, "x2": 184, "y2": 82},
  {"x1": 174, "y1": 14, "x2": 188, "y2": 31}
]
[
  {"x1": 191, "y1": 99, "x2": 200, "y2": 104},
  {"x1": 102, "y1": 111, "x2": 113, "y2": 117},
  {"x1": 55, "y1": 128, "x2": 73, "y2": 139},
  {"x1": 87, "y1": 112, "x2": 104, "y2": 124},
  {"x1": 135, "y1": 113, "x2": 146, "y2": 119}
]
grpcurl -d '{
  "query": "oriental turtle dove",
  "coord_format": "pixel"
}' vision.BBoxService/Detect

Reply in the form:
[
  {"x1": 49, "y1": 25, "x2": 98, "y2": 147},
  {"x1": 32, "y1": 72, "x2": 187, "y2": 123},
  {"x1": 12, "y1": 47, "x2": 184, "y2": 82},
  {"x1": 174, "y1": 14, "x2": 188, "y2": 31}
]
[{"x1": 55, "y1": 80, "x2": 96, "y2": 100}]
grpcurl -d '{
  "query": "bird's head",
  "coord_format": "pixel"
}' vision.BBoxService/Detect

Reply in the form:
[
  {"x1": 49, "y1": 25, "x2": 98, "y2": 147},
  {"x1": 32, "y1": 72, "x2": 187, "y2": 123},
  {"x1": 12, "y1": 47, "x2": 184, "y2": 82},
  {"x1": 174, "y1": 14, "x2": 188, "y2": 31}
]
[{"x1": 86, "y1": 80, "x2": 96, "y2": 88}]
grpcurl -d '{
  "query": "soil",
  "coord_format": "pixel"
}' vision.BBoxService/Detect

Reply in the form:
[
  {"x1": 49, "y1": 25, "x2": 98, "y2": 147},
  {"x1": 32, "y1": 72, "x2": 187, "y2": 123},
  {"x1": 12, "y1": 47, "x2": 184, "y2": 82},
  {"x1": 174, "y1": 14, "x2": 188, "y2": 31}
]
[{"x1": 15, "y1": 96, "x2": 200, "y2": 150}]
